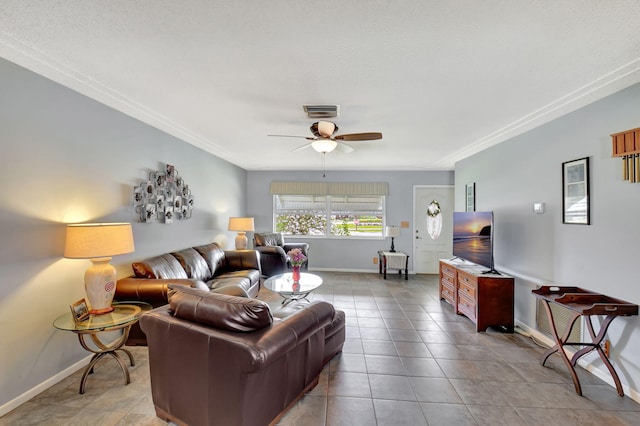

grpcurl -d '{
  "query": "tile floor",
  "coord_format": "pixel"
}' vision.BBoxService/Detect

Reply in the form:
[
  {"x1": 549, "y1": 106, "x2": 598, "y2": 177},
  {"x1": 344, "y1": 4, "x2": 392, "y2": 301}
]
[{"x1": 2, "y1": 272, "x2": 639, "y2": 425}]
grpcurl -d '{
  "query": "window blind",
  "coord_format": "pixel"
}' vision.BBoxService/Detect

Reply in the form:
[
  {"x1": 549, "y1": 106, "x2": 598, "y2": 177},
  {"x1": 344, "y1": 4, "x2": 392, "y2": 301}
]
[{"x1": 270, "y1": 181, "x2": 389, "y2": 196}]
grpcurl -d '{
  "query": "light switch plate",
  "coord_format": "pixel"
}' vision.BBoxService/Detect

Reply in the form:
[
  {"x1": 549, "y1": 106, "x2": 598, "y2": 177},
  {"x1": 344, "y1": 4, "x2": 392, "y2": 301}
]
[{"x1": 533, "y1": 202, "x2": 545, "y2": 214}]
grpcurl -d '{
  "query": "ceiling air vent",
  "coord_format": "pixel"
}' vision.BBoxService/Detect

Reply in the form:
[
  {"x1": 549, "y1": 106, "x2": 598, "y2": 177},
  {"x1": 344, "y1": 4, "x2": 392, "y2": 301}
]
[{"x1": 303, "y1": 105, "x2": 340, "y2": 118}]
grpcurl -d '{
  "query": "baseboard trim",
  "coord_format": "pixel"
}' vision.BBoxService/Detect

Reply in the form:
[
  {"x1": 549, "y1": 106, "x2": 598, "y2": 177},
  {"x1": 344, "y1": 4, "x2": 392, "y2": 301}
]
[
  {"x1": 0, "y1": 355, "x2": 92, "y2": 417},
  {"x1": 309, "y1": 267, "x2": 415, "y2": 275}
]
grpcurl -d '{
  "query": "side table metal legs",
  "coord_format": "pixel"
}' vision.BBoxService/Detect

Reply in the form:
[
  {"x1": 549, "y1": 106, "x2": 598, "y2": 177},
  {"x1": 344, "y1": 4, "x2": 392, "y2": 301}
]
[{"x1": 76, "y1": 325, "x2": 135, "y2": 394}]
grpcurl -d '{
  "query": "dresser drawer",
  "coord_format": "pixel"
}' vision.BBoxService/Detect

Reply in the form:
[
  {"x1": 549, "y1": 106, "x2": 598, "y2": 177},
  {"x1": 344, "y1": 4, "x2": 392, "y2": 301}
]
[
  {"x1": 458, "y1": 278, "x2": 476, "y2": 300},
  {"x1": 441, "y1": 263, "x2": 457, "y2": 279},
  {"x1": 440, "y1": 280, "x2": 455, "y2": 305},
  {"x1": 458, "y1": 292, "x2": 476, "y2": 321},
  {"x1": 457, "y1": 270, "x2": 477, "y2": 288},
  {"x1": 441, "y1": 271, "x2": 455, "y2": 287}
]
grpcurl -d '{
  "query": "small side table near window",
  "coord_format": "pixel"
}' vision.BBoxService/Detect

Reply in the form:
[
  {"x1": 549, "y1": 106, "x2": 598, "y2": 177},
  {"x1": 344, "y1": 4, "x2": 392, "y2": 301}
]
[
  {"x1": 378, "y1": 250, "x2": 409, "y2": 280},
  {"x1": 53, "y1": 301, "x2": 151, "y2": 394}
]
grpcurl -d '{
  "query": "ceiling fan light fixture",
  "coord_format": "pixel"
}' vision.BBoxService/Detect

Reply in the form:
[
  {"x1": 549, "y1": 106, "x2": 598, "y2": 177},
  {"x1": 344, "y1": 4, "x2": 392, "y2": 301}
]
[{"x1": 311, "y1": 139, "x2": 337, "y2": 153}]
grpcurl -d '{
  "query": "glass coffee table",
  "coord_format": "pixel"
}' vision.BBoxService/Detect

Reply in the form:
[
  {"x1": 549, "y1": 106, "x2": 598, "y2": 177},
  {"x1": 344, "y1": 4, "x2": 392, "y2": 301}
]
[
  {"x1": 53, "y1": 301, "x2": 151, "y2": 394},
  {"x1": 264, "y1": 272, "x2": 323, "y2": 305}
]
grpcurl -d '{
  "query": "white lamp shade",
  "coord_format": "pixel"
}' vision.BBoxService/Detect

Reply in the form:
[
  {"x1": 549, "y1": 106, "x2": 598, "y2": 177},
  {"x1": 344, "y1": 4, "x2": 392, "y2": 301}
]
[
  {"x1": 385, "y1": 226, "x2": 401, "y2": 237},
  {"x1": 228, "y1": 217, "x2": 255, "y2": 232},
  {"x1": 64, "y1": 223, "x2": 135, "y2": 259}
]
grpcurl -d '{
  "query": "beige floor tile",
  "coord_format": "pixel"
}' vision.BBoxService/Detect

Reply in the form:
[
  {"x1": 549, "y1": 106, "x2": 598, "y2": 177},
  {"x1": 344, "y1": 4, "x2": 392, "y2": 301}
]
[{"x1": 2, "y1": 272, "x2": 638, "y2": 426}]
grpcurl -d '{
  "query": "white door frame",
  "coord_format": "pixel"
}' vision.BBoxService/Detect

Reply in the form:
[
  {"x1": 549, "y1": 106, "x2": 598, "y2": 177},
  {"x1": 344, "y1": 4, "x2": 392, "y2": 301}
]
[{"x1": 412, "y1": 184, "x2": 454, "y2": 273}]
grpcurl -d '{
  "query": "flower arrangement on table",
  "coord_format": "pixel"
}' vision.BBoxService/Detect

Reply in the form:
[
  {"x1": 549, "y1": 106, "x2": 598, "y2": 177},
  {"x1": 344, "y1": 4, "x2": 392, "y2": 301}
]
[
  {"x1": 287, "y1": 248, "x2": 307, "y2": 267},
  {"x1": 287, "y1": 248, "x2": 306, "y2": 284}
]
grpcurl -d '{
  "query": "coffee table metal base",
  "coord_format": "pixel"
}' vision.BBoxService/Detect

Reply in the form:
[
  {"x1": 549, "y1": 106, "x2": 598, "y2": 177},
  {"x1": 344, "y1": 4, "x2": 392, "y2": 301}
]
[{"x1": 264, "y1": 272, "x2": 323, "y2": 307}]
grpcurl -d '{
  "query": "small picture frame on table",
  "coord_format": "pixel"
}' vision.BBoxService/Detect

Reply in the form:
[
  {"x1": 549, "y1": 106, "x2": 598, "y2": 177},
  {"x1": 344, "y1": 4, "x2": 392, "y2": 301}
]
[{"x1": 70, "y1": 298, "x2": 90, "y2": 324}]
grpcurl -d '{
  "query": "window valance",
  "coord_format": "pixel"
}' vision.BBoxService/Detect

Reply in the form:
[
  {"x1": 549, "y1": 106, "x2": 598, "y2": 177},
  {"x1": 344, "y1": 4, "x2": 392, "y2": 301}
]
[{"x1": 270, "y1": 181, "x2": 389, "y2": 196}]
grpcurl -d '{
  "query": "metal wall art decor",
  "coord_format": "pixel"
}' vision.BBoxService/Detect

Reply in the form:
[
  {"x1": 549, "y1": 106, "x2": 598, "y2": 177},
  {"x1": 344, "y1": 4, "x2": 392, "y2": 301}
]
[{"x1": 134, "y1": 164, "x2": 194, "y2": 223}]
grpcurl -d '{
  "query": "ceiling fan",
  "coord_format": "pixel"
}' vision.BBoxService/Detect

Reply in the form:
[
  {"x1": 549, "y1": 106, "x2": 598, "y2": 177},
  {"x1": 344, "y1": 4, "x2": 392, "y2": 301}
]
[{"x1": 268, "y1": 121, "x2": 382, "y2": 154}]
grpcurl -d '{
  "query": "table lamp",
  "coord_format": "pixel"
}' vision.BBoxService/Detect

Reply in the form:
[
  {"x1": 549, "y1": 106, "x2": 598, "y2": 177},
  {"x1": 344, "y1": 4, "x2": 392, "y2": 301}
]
[
  {"x1": 385, "y1": 226, "x2": 400, "y2": 252},
  {"x1": 64, "y1": 223, "x2": 135, "y2": 314},
  {"x1": 228, "y1": 217, "x2": 255, "y2": 249}
]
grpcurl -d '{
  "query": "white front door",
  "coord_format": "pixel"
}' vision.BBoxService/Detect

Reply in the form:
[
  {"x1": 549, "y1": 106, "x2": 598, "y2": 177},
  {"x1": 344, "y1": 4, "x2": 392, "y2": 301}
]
[{"x1": 413, "y1": 186, "x2": 454, "y2": 274}]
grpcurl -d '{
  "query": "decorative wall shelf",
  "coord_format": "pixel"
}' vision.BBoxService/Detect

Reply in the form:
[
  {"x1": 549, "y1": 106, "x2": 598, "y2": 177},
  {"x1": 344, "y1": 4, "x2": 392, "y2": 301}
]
[{"x1": 611, "y1": 127, "x2": 640, "y2": 182}]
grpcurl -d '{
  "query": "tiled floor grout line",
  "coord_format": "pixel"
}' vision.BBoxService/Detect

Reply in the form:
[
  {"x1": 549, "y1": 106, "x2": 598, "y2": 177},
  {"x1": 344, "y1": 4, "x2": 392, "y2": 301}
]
[{"x1": 3, "y1": 272, "x2": 639, "y2": 426}]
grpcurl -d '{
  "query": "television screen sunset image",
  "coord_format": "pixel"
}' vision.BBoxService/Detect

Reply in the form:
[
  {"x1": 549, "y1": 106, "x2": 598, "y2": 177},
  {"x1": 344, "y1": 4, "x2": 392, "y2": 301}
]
[{"x1": 453, "y1": 212, "x2": 493, "y2": 267}]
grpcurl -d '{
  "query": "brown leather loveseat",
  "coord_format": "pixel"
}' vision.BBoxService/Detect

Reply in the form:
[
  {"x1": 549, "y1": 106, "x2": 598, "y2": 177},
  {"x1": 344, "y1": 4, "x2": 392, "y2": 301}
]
[
  {"x1": 140, "y1": 285, "x2": 346, "y2": 426},
  {"x1": 115, "y1": 242, "x2": 261, "y2": 344}
]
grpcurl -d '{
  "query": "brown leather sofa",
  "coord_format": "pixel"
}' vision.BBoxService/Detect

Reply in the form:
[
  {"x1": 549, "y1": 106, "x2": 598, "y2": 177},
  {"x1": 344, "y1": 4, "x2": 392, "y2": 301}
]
[
  {"x1": 140, "y1": 285, "x2": 346, "y2": 426},
  {"x1": 115, "y1": 242, "x2": 261, "y2": 344},
  {"x1": 253, "y1": 232, "x2": 309, "y2": 277}
]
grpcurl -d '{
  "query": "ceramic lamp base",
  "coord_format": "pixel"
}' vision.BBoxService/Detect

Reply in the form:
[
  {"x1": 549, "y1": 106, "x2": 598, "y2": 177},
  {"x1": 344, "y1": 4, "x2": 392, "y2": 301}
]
[
  {"x1": 235, "y1": 232, "x2": 248, "y2": 250},
  {"x1": 85, "y1": 257, "x2": 117, "y2": 315}
]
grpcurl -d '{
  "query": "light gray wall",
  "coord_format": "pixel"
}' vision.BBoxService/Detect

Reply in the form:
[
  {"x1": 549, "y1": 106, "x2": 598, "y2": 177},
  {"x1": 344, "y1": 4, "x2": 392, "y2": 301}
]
[
  {"x1": 455, "y1": 82, "x2": 640, "y2": 394},
  {"x1": 0, "y1": 58, "x2": 247, "y2": 411},
  {"x1": 247, "y1": 170, "x2": 454, "y2": 271}
]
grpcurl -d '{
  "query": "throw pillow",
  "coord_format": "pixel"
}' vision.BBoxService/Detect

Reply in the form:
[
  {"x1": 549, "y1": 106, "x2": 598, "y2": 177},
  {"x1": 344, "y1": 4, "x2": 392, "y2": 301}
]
[
  {"x1": 168, "y1": 284, "x2": 272, "y2": 332},
  {"x1": 132, "y1": 253, "x2": 188, "y2": 279}
]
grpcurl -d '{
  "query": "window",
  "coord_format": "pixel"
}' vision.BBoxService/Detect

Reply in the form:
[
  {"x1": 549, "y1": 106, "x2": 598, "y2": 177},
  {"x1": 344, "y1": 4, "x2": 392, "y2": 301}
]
[
  {"x1": 271, "y1": 181, "x2": 389, "y2": 239},
  {"x1": 274, "y1": 194, "x2": 385, "y2": 238}
]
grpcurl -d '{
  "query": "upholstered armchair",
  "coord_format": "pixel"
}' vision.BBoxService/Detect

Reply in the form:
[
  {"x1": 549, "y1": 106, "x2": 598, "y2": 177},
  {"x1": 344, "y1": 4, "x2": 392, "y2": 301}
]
[{"x1": 253, "y1": 232, "x2": 309, "y2": 277}]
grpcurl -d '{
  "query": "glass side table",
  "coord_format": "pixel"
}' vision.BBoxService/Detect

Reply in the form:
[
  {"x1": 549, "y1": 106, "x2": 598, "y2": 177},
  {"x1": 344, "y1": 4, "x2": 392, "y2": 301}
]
[{"x1": 53, "y1": 301, "x2": 152, "y2": 394}]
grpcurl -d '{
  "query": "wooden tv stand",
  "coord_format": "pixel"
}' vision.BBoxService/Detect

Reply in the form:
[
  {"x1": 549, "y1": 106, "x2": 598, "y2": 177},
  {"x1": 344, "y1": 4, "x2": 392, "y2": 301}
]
[{"x1": 439, "y1": 259, "x2": 514, "y2": 332}]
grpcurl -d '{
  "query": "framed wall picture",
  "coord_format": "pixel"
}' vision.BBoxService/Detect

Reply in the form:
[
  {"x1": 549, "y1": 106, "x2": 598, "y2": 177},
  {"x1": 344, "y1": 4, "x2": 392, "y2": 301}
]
[
  {"x1": 562, "y1": 157, "x2": 590, "y2": 225},
  {"x1": 70, "y1": 298, "x2": 90, "y2": 324},
  {"x1": 465, "y1": 183, "x2": 475, "y2": 212}
]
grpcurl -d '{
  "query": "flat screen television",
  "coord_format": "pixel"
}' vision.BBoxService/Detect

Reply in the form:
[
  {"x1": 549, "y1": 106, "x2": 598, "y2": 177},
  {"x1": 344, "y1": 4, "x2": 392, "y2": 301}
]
[{"x1": 452, "y1": 211, "x2": 496, "y2": 273}]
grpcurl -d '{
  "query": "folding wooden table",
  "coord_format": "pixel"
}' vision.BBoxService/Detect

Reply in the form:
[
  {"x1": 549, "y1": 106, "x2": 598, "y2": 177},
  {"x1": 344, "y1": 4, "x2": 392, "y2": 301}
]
[{"x1": 532, "y1": 286, "x2": 638, "y2": 396}]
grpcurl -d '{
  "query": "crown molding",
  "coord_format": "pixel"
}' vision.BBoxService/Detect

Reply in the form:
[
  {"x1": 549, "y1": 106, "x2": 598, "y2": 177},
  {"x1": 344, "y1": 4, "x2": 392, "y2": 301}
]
[
  {"x1": 437, "y1": 57, "x2": 640, "y2": 168},
  {"x1": 0, "y1": 32, "x2": 243, "y2": 166}
]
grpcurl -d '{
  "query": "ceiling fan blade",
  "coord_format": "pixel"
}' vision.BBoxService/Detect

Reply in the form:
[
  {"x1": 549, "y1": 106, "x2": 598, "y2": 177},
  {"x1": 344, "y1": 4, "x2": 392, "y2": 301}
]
[
  {"x1": 292, "y1": 143, "x2": 313, "y2": 152},
  {"x1": 334, "y1": 132, "x2": 382, "y2": 141},
  {"x1": 336, "y1": 142, "x2": 354, "y2": 154},
  {"x1": 268, "y1": 134, "x2": 316, "y2": 140}
]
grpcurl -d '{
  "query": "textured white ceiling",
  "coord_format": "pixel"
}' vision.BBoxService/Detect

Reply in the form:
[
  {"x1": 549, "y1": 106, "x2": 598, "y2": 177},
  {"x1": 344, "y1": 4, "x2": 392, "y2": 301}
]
[{"x1": 2, "y1": 1, "x2": 640, "y2": 171}]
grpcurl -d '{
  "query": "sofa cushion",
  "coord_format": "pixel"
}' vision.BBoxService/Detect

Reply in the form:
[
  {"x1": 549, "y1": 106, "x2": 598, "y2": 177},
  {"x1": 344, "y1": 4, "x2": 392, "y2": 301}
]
[
  {"x1": 255, "y1": 232, "x2": 284, "y2": 247},
  {"x1": 193, "y1": 243, "x2": 225, "y2": 276},
  {"x1": 171, "y1": 248, "x2": 212, "y2": 281},
  {"x1": 132, "y1": 253, "x2": 188, "y2": 279},
  {"x1": 168, "y1": 285, "x2": 273, "y2": 332}
]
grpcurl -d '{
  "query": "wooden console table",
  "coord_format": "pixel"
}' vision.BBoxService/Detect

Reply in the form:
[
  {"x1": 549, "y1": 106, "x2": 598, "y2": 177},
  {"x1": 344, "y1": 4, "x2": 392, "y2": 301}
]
[{"x1": 532, "y1": 286, "x2": 638, "y2": 396}]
